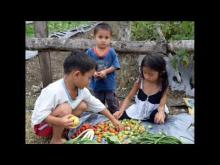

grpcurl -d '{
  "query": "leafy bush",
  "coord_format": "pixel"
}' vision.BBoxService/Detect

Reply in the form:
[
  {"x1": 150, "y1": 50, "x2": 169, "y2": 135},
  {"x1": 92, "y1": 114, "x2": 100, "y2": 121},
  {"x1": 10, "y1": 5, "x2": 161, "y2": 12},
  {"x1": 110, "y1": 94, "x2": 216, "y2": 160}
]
[
  {"x1": 171, "y1": 49, "x2": 193, "y2": 70},
  {"x1": 131, "y1": 21, "x2": 194, "y2": 41}
]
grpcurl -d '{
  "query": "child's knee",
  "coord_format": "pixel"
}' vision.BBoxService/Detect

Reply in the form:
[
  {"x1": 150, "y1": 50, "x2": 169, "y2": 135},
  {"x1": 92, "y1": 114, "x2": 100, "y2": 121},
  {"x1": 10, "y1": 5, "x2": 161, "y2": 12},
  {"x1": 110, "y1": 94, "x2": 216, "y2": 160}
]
[{"x1": 53, "y1": 103, "x2": 72, "y2": 117}]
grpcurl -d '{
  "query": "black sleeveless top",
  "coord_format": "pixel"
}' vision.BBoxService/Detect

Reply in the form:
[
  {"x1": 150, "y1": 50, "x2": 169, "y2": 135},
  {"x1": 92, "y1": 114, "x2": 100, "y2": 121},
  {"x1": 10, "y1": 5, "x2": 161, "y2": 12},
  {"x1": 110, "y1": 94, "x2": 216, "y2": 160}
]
[{"x1": 137, "y1": 87, "x2": 163, "y2": 104}]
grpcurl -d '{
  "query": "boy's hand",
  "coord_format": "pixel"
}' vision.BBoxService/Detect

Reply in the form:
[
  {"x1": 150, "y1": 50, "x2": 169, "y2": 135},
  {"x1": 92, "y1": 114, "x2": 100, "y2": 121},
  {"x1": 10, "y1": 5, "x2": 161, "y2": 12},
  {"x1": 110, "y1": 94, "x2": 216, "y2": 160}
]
[
  {"x1": 154, "y1": 111, "x2": 165, "y2": 124},
  {"x1": 112, "y1": 119, "x2": 124, "y2": 131},
  {"x1": 100, "y1": 108, "x2": 124, "y2": 131},
  {"x1": 97, "y1": 70, "x2": 107, "y2": 79},
  {"x1": 94, "y1": 71, "x2": 100, "y2": 78},
  {"x1": 113, "y1": 111, "x2": 123, "y2": 120},
  {"x1": 60, "y1": 114, "x2": 74, "y2": 128}
]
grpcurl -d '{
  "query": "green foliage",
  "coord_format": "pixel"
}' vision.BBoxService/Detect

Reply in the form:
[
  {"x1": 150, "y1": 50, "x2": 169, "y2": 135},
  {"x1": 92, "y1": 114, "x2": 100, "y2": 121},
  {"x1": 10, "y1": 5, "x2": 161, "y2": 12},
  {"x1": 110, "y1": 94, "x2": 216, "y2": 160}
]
[
  {"x1": 26, "y1": 21, "x2": 194, "y2": 41},
  {"x1": 162, "y1": 21, "x2": 194, "y2": 40},
  {"x1": 131, "y1": 21, "x2": 159, "y2": 40},
  {"x1": 171, "y1": 49, "x2": 192, "y2": 70},
  {"x1": 132, "y1": 21, "x2": 194, "y2": 69},
  {"x1": 26, "y1": 21, "x2": 92, "y2": 37},
  {"x1": 131, "y1": 21, "x2": 194, "y2": 41},
  {"x1": 26, "y1": 25, "x2": 35, "y2": 38},
  {"x1": 130, "y1": 132, "x2": 183, "y2": 144}
]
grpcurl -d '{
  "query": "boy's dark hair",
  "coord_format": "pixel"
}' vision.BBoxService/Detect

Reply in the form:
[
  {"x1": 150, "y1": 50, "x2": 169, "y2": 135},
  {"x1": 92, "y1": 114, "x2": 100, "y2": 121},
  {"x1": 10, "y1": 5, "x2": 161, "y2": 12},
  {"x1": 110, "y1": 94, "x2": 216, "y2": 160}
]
[
  {"x1": 94, "y1": 23, "x2": 112, "y2": 36},
  {"x1": 64, "y1": 50, "x2": 97, "y2": 74},
  {"x1": 140, "y1": 52, "x2": 169, "y2": 94}
]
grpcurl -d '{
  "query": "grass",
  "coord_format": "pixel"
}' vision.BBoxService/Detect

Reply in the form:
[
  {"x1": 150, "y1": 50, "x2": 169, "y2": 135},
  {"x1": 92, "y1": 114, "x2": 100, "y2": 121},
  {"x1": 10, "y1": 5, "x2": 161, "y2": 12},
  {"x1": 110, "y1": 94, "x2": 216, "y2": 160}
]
[
  {"x1": 25, "y1": 110, "x2": 50, "y2": 144},
  {"x1": 26, "y1": 21, "x2": 92, "y2": 37}
]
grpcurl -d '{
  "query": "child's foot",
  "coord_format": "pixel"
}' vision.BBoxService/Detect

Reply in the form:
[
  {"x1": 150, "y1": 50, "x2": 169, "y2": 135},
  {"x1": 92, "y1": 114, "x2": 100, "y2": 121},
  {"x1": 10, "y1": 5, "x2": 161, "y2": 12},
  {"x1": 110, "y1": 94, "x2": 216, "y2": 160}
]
[{"x1": 50, "y1": 138, "x2": 67, "y2": 144}]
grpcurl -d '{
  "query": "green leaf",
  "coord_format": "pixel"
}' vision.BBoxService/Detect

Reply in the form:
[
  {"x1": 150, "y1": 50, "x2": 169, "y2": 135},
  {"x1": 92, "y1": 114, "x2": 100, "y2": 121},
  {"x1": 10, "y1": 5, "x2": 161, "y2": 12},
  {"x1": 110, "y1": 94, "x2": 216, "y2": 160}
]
[{"x1": 106, "y1": 136, "x2": 121, "y2": 144}]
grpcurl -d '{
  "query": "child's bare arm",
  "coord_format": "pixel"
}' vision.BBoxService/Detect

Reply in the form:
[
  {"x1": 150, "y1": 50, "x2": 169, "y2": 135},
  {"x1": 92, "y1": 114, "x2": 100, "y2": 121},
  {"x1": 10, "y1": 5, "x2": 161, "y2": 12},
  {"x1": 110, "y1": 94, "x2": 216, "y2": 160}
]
[
  {"x1": 103, "y1": 66, "x2": 116, "y2": 74},
  {"x1": 113, "y1": 81, "x2": 140, "y2": 119},
  {"x1": 154, "y1": 88, "x2": 168, "y2": 124},
  {"x1": 158, "y1": 88, "x2": 168, "y2": 112},
  {"x1": 120, "y1": 80, "x2": 140, "y2": 113},
  {"x1": 98, "y1": 66, "x2": 116, "y2": 78}
]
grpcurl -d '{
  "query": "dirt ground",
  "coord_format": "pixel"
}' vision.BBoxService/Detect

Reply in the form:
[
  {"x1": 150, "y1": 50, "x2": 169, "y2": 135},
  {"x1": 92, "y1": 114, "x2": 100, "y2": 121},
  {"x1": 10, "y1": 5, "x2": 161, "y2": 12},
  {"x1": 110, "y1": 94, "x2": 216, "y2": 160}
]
[{"x1": 25, "y1": 52, "x2": 189, "y2": 144}]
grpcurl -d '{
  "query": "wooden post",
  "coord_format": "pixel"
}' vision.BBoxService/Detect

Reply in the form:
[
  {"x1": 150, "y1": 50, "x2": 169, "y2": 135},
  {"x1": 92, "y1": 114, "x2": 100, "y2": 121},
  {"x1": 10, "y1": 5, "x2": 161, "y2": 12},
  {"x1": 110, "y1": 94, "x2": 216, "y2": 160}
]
[{"x1": 33, "y1": 21, "x2": 52, "y2": 87}]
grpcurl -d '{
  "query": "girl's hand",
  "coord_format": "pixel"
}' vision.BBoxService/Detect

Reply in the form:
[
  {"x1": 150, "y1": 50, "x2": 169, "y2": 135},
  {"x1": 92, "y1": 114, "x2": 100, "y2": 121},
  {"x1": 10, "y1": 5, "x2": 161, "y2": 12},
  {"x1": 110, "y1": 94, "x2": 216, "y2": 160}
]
[
  {"x1": 154, "y1": 111, "x2": 166, "y2": 124},
  {"x1": 113, "y1": 111, "x2": 123, "y2": 120},
  {"x1": 60, "y1": 114, "x2": 74, "y2": 128}
]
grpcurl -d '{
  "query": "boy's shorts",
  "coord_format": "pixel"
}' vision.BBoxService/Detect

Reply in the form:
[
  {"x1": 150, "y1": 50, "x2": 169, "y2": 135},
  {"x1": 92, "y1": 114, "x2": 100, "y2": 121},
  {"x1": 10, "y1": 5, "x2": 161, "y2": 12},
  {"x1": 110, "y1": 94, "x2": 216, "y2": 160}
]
[
  {"x1": 94, "y1": 91, "x2": 119, "y2": 114},
  {"x1": 34, "y1": 121, "x2": 53, "y2": 137}
]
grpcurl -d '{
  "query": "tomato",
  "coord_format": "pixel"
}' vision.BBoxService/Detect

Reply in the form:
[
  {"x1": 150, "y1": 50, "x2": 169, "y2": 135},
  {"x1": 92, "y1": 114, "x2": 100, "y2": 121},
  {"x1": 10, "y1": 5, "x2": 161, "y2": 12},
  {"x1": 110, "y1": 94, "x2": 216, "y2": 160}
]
[
  {"x1": 109, "y1": 128, "x2": 115, "y2": 133},
  {"x1": 104, "y1": 127, "x2": 108, "y2": 132},
  {"x1": 85, "y1": 125, "x2": 90, "y2": 129}
]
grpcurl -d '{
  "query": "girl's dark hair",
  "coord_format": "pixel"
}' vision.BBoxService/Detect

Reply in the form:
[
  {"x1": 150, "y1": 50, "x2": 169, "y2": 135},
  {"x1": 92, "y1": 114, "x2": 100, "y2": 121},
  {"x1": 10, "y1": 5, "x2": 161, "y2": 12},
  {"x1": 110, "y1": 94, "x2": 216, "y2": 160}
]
[
  {"x1": 64, "y1": 50, "x2": 97, "y2": 75},
  {"x1": 140, "y1": 52, "x2": 169, "y2": 94},
  {"x1": 94, "y1": 23, "x2": 112, "y2": 35}
]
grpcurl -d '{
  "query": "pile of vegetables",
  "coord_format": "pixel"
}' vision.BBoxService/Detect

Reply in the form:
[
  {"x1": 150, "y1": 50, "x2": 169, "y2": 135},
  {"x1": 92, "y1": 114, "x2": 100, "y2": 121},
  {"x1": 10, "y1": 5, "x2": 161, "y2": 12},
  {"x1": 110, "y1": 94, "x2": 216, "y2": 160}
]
[
  {"x1": 118, "y1": 119, "x2": 146, "y2": 142},
  {"x1": 91, "y1": 119, "x2": 146, "y2": 143},
  {"x1": 93, "y1": 121, "x2": 119, "y2": 143},
  {"x1": 66, "y1": 119, "x2": 182, "y2": 144}
]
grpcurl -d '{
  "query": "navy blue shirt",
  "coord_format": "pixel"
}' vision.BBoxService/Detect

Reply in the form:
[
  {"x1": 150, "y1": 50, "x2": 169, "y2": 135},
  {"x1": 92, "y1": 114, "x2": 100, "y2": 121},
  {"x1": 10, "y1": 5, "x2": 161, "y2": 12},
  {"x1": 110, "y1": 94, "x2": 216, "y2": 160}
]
[{"x1": 86, "y1": 47, "x2": 120, "y2": 92}]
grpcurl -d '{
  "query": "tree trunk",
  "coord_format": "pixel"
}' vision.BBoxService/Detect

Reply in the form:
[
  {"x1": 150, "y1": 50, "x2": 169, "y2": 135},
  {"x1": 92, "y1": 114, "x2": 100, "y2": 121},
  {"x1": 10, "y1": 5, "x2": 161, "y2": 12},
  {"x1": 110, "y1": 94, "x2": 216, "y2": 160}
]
[
  {"x1": 34, "y1": 21, "x2": 52, "y2": 87},
  {"x1": 26, "y1": 38, "x2": 194, "y2": 53},
  {"x1": 105, "y1": 21, "x2": 131, "y2": 41}
]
